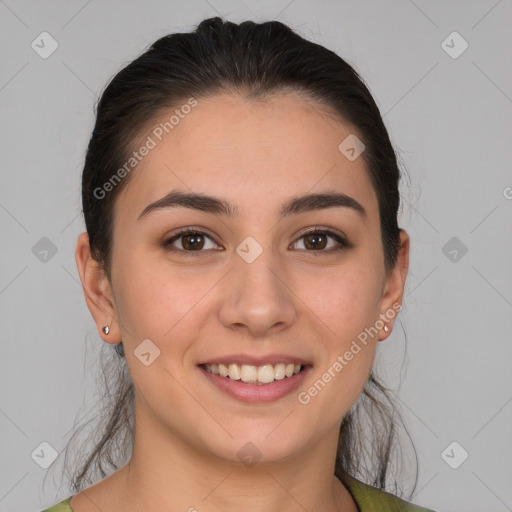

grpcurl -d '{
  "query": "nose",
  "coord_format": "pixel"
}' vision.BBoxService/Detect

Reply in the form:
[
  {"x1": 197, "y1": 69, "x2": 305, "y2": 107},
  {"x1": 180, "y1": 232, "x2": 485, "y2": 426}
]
[{"x1": 218, "y1": 249, "x2": 297, "y2": 338}]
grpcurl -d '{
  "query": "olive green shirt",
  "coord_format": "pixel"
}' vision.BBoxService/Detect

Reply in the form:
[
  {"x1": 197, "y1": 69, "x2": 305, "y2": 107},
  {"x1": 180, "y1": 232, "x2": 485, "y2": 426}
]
[{"x1": 40, "y1": 475, "x2": 436, "y2": 511}]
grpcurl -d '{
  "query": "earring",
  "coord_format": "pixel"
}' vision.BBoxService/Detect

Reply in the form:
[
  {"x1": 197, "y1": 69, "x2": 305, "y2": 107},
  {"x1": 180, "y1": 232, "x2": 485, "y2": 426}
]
[
  {"x1": 102, "y1": 325, "x2": 110, "y2": 335},
  {"x1": 383, "y1": 325, "x2": 390, "y2": 333}
]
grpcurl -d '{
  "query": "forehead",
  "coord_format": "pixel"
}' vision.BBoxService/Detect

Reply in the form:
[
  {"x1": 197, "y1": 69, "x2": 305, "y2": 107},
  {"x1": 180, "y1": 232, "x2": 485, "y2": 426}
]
[{"x1": 116, "y1": 91, "x2": 378, "y2": 222}]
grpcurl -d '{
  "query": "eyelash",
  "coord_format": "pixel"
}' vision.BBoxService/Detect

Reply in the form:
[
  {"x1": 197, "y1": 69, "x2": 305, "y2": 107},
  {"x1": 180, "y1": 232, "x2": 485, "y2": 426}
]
[{"x1": 162, "y1": 227, "x2": 352, "y2": 256}]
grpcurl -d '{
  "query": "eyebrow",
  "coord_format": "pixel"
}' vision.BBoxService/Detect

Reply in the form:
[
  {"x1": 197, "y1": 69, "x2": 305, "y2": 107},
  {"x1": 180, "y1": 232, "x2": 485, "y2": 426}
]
[{"x1": 137, "y1": 189, "x2": 367, "y2": 221}]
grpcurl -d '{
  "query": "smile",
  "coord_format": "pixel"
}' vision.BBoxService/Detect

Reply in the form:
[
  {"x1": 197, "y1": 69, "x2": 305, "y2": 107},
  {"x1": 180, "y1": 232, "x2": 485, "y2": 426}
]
[{"x1": 203, "y1": 362, "x2": 302, "y2": 385}]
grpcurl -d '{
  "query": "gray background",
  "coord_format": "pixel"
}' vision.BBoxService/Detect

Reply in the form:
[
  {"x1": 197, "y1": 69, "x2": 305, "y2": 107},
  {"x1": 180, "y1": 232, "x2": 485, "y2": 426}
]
[{"x1": 1, "y1": 1, "x2": 511, "y2": 511}]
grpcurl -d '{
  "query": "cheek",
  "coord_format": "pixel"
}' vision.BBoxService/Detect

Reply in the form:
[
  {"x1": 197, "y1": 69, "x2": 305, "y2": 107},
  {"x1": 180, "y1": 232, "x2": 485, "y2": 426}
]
[
  {"x1": 301, "y1": 265, "x2": 381, "y2": 335},
  {"x1": 298, "y1": 266, "x2": 380, "y2": 397},
  {"x1": 113, "y1": 251, "x2": 218, "y2": 345}
]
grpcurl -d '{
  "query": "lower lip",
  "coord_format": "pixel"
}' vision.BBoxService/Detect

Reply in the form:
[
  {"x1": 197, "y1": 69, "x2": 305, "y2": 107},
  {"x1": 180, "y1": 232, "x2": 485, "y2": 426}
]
[{"x1": 199, "y1": 365, "x2": 311, "y2": 403}]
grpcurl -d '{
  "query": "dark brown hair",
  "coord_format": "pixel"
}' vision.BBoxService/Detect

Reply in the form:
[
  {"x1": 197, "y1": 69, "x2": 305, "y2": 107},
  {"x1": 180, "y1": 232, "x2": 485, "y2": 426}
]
[{"x1": 59, "y1": 16, "x2": 417, "y2": 499}]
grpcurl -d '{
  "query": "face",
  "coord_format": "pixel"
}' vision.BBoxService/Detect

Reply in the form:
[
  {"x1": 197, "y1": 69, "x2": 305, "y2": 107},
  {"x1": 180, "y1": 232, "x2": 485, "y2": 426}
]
[{"x1": 77, "y1": 91, "x2": 408, "y2": 468}]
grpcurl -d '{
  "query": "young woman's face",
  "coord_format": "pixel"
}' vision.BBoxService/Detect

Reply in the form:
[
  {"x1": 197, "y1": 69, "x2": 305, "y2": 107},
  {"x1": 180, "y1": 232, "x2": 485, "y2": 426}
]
[{"x1": 93, "y1": 91, "x2": 408, "y2": 466}]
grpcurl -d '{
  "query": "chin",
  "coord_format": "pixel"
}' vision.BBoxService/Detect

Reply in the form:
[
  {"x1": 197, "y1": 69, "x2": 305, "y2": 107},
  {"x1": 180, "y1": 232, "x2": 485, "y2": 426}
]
[{"x1": 199, "y1": 421, "x2": 314, "y2": 468}]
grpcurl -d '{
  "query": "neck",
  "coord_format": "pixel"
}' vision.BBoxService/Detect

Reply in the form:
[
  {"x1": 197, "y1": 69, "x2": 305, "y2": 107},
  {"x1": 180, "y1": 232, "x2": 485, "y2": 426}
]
[{"x1": 112, "y1": 410, "x2": 355, "y2": 512}]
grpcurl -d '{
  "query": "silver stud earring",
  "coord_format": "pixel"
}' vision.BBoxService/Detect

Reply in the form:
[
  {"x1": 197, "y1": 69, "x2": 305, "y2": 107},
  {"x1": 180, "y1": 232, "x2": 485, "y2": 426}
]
[
  {"x1": 102, "y1": 325, "x2": 110, "y2": 335},
  {"x1": 384, "y1": 325, "x2": 390, "y2": 333}
]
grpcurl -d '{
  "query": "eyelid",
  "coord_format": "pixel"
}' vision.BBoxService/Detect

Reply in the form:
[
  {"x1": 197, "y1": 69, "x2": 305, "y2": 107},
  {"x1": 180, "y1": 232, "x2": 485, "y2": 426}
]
[
  {"x1": 163, "y1": 226, "x2": 221, "y2": 254},
  {"x1": 293, "y1": 225, "x2": 349, "y2": 243},
  {"x1": 162, "y1": 226, "x2": 352, "y2": 254},
  {"x1": 290, "y1": 226, "x2": 352, "y2": 252}
]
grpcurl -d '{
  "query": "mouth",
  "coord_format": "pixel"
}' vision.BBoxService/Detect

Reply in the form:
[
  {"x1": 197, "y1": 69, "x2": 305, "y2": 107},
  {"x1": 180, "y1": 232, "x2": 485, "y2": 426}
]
[
  {"x1": 198, "y1": 359, "x2": 312, "y2": 402},
  {"x1": 202, "y1": 362, "x2": 304, "y2": 385}
]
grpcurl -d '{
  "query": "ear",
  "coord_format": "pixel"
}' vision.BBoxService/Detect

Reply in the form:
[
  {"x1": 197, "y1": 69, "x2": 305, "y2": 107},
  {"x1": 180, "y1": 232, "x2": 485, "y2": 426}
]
[
  {"x1": 377, "y1": 229, "x2": 410, "y2": 341},
  {"x1": 75, "y1": 232, "x2": 120, "y2": 345}
]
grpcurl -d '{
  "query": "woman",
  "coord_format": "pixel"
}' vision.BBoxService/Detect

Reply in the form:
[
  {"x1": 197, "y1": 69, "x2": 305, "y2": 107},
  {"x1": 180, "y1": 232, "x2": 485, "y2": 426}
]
[{"x1": 42, "y1": 17, "x2": 436, "y2": 512}]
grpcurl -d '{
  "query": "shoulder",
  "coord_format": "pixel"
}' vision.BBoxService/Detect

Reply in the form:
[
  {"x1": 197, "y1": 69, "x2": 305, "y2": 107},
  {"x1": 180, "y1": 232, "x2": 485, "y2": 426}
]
[
  {"x1": 40, "y1": 496, "x2": 74, "y2": 512},
  {"x1": 342, "y1": 474, "x2": 437, "y2": 512},
  {"x1": 40, "y1": 478, "x2": 438, "y2": 512}
]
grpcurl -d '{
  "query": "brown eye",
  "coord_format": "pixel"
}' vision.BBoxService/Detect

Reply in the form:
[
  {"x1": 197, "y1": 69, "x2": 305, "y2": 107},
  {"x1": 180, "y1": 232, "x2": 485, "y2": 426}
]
[
  {"x1": 181, "y1": 232, "x2": 205, "y2": 250},
  {"x1": 303, "y1": 232, "x2": 328, "y2": 250},
  {"x1": 291, "y1": 229, "x2": 350, "y2": 252},
  {"x1": 163, "y1": 230, "x2": 219, "y2": 253}
]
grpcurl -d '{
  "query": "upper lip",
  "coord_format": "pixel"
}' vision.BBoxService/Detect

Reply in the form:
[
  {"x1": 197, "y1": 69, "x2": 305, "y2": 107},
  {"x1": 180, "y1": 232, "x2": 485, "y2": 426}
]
[{"x1": 197, "y1": 354, "x2": 311, "y2": 366}]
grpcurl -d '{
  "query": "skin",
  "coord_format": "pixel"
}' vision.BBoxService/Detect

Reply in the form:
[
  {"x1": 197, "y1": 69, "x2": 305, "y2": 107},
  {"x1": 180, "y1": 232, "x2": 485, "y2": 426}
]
[{"x1": 74, "y1": 91, "x2": 409, "y2": 512}]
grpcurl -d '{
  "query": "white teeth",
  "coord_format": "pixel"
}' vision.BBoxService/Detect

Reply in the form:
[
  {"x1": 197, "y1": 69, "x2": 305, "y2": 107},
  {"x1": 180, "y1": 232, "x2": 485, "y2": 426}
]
[
  {"x1": 228, "y1": 363, "x2": 241, "y2": 380},
  {"x1": 274, "y1": 363, "x2": 286, "y2": 380},
  {"x1": 240, "y1": 364, "x2": 258, "y2": 383},
  {"x1": 257, "y1": 364, "x2": 275, "y2": 384},
  {"x1": 204, "y1": 362, "x2": 303, "y2": 384}
]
